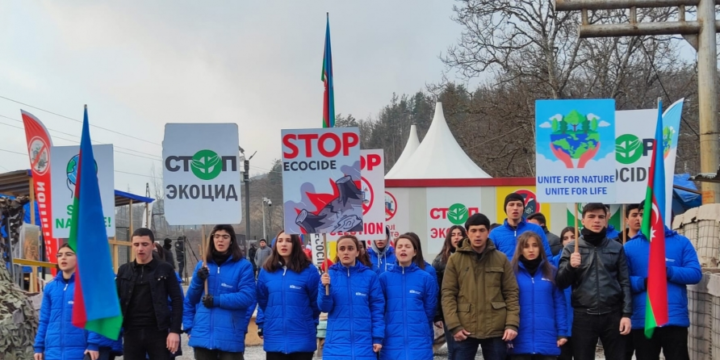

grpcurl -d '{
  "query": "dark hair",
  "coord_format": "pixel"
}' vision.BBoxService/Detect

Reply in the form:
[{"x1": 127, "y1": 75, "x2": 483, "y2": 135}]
[
  {"x1": 59, "y1": 243, "x2": 74, "y2": 252},
  {"x1": 439, "y1": 225, "x2": 467, "y2": 264},
  {"x1": 356, "y1": 240, "x2": 372, "y2": 267},
  {"x1": 206, "y1": 224, "x2": 244, "y2": 262},
  {"x1": 333, "y1": 235, "x2": 363, "y2": 265},
  {"x1": 511, "y1": 232, "x2": 555, "y2": 284},
  {"x1": 263, "y1": 230, "x2": 311, "y2": 273},
  {"x1": 582, "y1": 203, "x2": 607, "y2": 217},
  {"x1": 153, "y1": 243, "x2": 166, "y2": 261},
  {"x1": 526, "y1": 212, "x2": 546, "y2": 225},
  {"x1": 397, "y1": 233, "x2": 425, "y2": 269},
  {"x1": 132, "y1": 228, "x2": 155, "y2": 242},
  {"x1": 490, "y1": 223, "x2": 501, "y2": 230},
  {"x1": 259, "y1": 239, "x2": 267, "y2": 244},
  {"x1": 559, "y1": 227, "x2": 576, "y2": 242},
  {"x1": 626, "y1": 203, "x2": 642, "y2": 218},
  {"x1": 465, "y1": 213, "x2": 491, "y2": 231}
]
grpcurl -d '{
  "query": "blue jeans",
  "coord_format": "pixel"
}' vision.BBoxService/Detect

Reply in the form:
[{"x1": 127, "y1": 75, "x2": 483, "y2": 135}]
[
  {"x1": 453, "y1": 336, "x2": 507, "y2": 360},
  {"x1": 443, "y1": 322, "x2": 457, "y2": 360}
]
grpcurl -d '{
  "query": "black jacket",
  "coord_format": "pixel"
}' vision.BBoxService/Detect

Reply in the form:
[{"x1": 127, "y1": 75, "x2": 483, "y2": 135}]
[
  {"x1": 431, "y1": 253, "x2": 447, "y2": 322},
  {"x1": 556, "y1": 236, "x2": 632, "y2": 317},
  {"x1": 162, "y1": 247, "x2": 176, "y2": 270},
  {"x1": 117, "y1": 259, "x2": 183, "y2": 333},
  {"x1": 544, "y1": 228, "x2": 563, "y2": 256}
]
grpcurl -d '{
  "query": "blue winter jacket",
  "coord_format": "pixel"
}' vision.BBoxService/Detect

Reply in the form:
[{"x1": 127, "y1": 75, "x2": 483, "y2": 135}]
[
  {"x1": 368, "y1": 245, "x2": 396, "y2": 274},
  {"x1": 184, "y1": 256, "x2": 256, "y2": 352},
  {"x1": 624, "y1": 227, "x2": 702, "y2": 329},
  {"x1": 88, "y1": 330, "x2": 123, "y2": 355},
  {"x1": 34, "y1": 273, "x2": 91, "y2": 360},
  {"x1": 510, "y1": 262, "x2": 568, "y2": 357},
  {"x1": 318, "y1": 262, "x2": 385, "y2": 360},
  {"x1": 490, "y1": 219, "x2": 552, "y2": 260},
  {"x1": 563, "y1": 287, "x2": 573, "y2": 337},
  {"x1": 257, "y1": 264, "x2": 321, "y2": 354},
  {"x1": 379, "y1": 263, "x2": 437, "y2": 360},
  {"x1": 607, "y1": 225, "x2": 620, "y2": 241}
]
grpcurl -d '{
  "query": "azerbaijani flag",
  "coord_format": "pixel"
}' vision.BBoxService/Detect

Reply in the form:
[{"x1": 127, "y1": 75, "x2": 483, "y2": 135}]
[
  {"x1": 69, "y1": 106, "x2": 123, "y2": 340},
  {"x1": 321, "y1": 13, "x2": 335, "y2": 128},
  {"x1": 641, "y1": 100, "x2": 669, "y2": 338}
]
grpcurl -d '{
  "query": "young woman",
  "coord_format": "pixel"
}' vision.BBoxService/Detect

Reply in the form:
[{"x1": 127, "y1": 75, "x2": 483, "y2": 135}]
[
  {"x1": 34, "y1": 243, "x2": 96, "y2": 360},
  {"x1": 318, "y1": 235, "x2": 385, "y2": 360},
  {"x1": 379, "y1": 234, "x2": 437, "y2": 360},
  {"x1": 557, "y1": 227, "x2": 576, "y2": 360},
  {"x1": 357, "y1": 240, "x2": 372, "y2": 267},
  {"x1": 431, "y1": 225, "x2": 467, "y2": 360},
  {"x1": 184, "y1": 225, "x2": 256, "y2": 359},
  {"x1": 509, "y1": 232, "x2": 568, "y2": 360},
  {"x1": 257, "y1": 230, "x2": 321, "y2": 360}
]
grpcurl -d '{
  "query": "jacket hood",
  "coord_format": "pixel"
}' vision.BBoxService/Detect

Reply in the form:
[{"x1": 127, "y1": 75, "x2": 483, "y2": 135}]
[
  {"x1": 371, "y1": 241, "x2": 394, "y2": 256},
  {"x1": 329, "y1": 260, "x2": 369, "y2": 273},
  {"x1": 456, "y1": 237, "x2": 497, "y2": 254}
]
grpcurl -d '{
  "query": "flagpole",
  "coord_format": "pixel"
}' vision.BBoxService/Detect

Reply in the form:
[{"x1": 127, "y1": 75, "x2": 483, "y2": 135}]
[
  {"x1": 574, "y1": 203, "x2": 579, "y2": 253},
  {"x1": 201, "y1": 225, "x2": 208, "y2": 295},
  {"x1": 323, "y1": 233, "x2": 329, "y2": 295}
]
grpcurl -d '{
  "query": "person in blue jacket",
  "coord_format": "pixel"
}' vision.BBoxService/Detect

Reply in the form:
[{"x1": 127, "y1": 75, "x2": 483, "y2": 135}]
[
  {"x1": 379, "y1": 234, "x2": 438, "y2": 360},
  {"x1": 257, "y1": 230, "x2": 321, "y2": 360},
  {"x1": 556, "y1": 226, "x2": 576, "y2": 360},
  {"x1": 318, "y1": 235, "x2": 385, "y2": 360},
  {"x1": 33, "y1": 243, "x2": 96, "y2": 360},
  {"x1": 184, "y1": 225, "x2": 255, "y2": 359},
  {"x1": 624, "y1": 220, "x2": 701, "y2": 360},
  {"x1": 490, "y1": 193, "x2": 552, "y2": 259},
  {"x1": 367, "y1": 226, "x2": 397, "y2": 274},
  {"x1": 508, "y1": 232, "x2": 568, "y2": 360}
]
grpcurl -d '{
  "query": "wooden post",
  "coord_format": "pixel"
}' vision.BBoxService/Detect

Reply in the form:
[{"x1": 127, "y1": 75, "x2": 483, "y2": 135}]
[
  {"x1": 574, "y1": 203, "x2": 580, "y2": 253},
  {"x1": 129, "y1": 200, "x2": 135, "y2": 262},
  {"x1": 29, "y1": 178, "x2": 35, "y2": 226},
  {"x1": 201, "y1": 225, "x2": 208, "y2": 295},
  {"x1": 112, "y1": 237, "x2": 119, "y2": 273},
  {"x1": 323, "y1": 233, "x2": 329, "y2": 295},
  {"x1": 621, "y1": 204, "x2": 627, "y2": 244}
]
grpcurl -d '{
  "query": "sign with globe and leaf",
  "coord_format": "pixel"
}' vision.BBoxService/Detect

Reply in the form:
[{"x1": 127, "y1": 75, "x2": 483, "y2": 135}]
[
  {"x1": 50, "y1": 144, "x2": 115, "y2": 238},
  {"x1": 535, "y1": 99, "x2": 616, "y2": 203}
]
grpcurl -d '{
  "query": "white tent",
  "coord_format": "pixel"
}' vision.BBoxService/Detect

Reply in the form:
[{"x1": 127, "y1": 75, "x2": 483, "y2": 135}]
[
  {"x1": 386, "y1": 102, "x2": 491, "y2": 179},
  {"x1": 385, "y1": 124, "x2": 420, "y2": 178}
]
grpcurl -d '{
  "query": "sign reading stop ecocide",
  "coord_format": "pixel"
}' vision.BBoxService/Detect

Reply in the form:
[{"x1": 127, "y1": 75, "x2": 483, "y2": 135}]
[{"x1": 281, "y1": 127, "x2": 362, "y2": 235}]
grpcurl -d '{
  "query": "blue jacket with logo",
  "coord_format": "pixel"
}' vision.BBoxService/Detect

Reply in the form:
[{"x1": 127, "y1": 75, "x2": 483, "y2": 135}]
[
  {"x1": 379, "y1": 263, "x2": 437, "y2": 360},
  {"x1": 257, "y1": 264, "x2": 321, "y2": 354},
  {"x1": 184, "y1": 257, "x2": 256, "y2": 352},
  {"x1": 490, "y1": 219, "x2": 552, "y2": 260},
  {"x1": 34, "y1": 273, "x2": 91, "y2": 360},
  {"x1": 368, "y1": 246, "x2": 397, "y2": 274},
  {"x1": 510, "y1": 262, "x2": 568, "y2": 357},
  {"x1": 624, "y1": 227, "x2": 702, "y2": 329},
  {"x1": 319, "y1": 262, "x2": 385, "y2": 360}
]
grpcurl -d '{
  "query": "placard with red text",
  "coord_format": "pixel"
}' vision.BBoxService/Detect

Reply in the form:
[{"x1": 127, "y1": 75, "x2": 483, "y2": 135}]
[{"x1": 281, "y1": 127, "x2": 362, "y2": 234}]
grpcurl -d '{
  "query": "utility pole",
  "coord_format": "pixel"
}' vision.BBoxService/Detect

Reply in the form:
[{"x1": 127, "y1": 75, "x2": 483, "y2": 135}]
[
  {"x1": 555, "y1": 0, "x2": 720, "y2": 204},
  {"x1": 239, "y1": 147, "x2": 257, "y2": 241},
  {"x1": 262, "y1": 197, "x2": 271, "y2": 239}
]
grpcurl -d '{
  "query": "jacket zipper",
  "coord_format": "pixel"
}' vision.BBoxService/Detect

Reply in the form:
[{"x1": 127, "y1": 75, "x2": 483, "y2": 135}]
[
  {"x1": 62, "y1": 280, "x2": 68, "y2": 353},
  {"x1": 282, "y1": 266, "x2": 287, "y2": 354},
  {"x1": 346, "y1": 266, "x2": 355, "y2": 359},
  {"x1": 531, "y1": 273, "x2": 536, "y2": 354},
  {"x1": 594, "y1": 248, "x2": 600, "y2": 314},
  {"x1": 402, "y1": 266, "x2": 409, "y2": 360}
]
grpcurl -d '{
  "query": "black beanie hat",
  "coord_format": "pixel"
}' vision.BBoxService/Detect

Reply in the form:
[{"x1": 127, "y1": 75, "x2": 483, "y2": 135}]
[
  {"x1": 504, "y1": 193, "x2": 525, "y2": 213},
  {"x1": 164, "y1": 238, "x2": 172, "y2": 245}
]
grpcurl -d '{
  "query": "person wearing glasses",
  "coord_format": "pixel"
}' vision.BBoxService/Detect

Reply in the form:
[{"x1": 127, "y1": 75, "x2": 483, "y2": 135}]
[{"x1": 184, "y1": 225, "x2": 256, "y2": 359}]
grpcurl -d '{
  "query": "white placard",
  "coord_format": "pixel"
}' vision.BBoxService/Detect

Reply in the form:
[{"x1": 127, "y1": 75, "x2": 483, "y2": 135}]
[{"x1": 426, "y1": 187, "x2": 481, "y2": 254}]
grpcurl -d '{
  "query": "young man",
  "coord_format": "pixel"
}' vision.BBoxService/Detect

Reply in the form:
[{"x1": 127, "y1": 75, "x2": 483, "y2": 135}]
[
  {"x1": 254, "y1": 238, "x2": 272, "y2": 269},
  {"x1": 491, "y1": 193, "x2": 552, "y2": 259},
  {"x1": 623, "y1": 204, "x2": 643, "y2": 242},
  {"x1": 624, "y1": 202, "x2": 701, "y2": 360},
  {"x1": 527, "y1": 212, "x2": 563, "y2": 256},
  {"x1": 367, "y1": 226, "x2": 397, "y2": 274},
  {"x1": 556, "y1": 203, "x2": 632, "y2": 360},
  {"x1": 117, "y1": 228, "x2": 183, "y2": 360},
  {"x1": 442, "y1": 213, "x2": 519, "y2": 360},
  {"x1": 604, "y1": 204, "x2": 621, "y2": 241}
]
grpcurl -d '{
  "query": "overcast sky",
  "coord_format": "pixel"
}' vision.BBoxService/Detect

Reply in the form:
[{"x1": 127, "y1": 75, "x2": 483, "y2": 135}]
[{"x1": 0, "y1": 1, "x2": 463, "y2": 196}]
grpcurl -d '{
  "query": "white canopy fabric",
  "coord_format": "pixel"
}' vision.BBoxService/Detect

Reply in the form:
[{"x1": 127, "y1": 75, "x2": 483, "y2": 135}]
[
  {"x1": 386, "y1": 124, "x2": 420, "y2": 178},
  {"x1": 386, "y1": 102, "x2": 491, "y2": 179}
]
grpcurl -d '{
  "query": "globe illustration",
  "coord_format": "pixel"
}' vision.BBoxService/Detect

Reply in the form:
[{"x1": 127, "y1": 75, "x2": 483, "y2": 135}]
[
  {"x1": 66, "y1": 154, "x2": 99, "y2": 187},
  {"x1": 549, "y1": 109, "x2": 600, "y2": 159}
]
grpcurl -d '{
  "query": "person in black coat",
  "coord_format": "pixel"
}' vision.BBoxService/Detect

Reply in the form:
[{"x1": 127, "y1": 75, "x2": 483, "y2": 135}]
[{"x1": 162, "y1": 238, "x2": 176, "y2": 270}]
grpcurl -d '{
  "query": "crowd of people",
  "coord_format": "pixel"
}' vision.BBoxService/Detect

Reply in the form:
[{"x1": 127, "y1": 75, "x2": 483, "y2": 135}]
[{"x1": 31, "y1": 193, "x2": 702, "y2": 360}]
